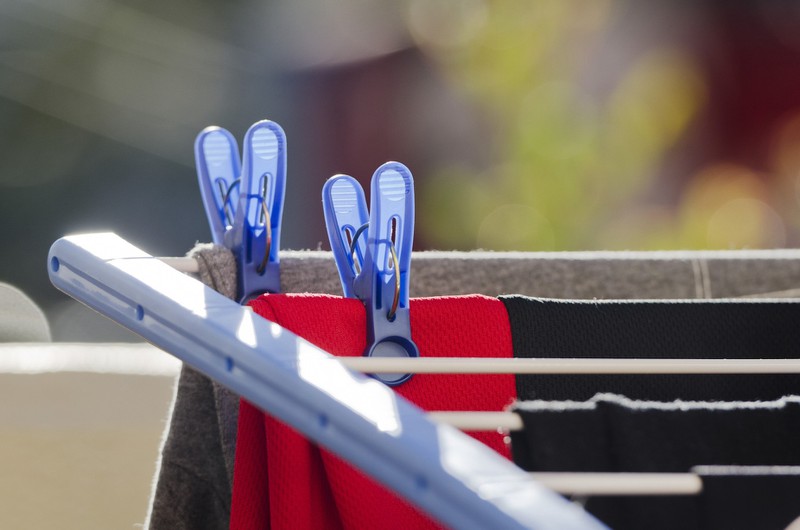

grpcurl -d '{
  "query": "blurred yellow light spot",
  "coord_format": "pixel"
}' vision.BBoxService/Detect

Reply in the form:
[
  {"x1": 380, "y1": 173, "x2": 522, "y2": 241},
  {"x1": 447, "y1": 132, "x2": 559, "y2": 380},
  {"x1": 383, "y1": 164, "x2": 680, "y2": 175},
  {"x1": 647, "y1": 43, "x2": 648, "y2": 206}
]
[
  {"x1": 677, "y1": 163, "x2": 788, "y2": 249},
  {"x1": 706, "y1": 198, "x2": 786, "y2": 249},
  {"x1": 684, "y1": 163, "x2": 765, "y2": 214}
]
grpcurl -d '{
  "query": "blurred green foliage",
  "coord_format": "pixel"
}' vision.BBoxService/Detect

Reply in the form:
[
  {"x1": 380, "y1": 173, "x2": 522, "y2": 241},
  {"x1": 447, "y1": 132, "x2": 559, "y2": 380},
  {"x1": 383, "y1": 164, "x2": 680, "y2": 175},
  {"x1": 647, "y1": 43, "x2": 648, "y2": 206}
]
[{"x1": 407, "y1": 0, "x2": 796, "y2": 251}]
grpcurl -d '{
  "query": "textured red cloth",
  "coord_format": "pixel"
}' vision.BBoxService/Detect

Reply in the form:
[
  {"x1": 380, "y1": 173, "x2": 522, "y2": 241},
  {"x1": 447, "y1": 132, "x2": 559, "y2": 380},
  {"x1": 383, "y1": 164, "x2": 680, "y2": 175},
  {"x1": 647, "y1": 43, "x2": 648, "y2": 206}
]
[{"x1": 229, "y1": 294, "x2": 516, "y2": 530}]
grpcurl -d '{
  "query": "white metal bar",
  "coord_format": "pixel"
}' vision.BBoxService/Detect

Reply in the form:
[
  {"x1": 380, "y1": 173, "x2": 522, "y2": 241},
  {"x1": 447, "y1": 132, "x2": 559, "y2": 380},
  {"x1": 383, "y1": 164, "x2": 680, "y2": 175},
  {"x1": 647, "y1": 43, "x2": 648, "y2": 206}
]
[
  {"x1": 341, "y1": 357, "x2": 800, "y2": 375},
  {"x1": 530, "y1": 472, "x2": 703, "y2": 496},
  {"x1": 158, "y1": 257, "x2": 199, "y2": 273},
  {"x1": 429, "y1": 411, "x2": 524, "y2": 431}
]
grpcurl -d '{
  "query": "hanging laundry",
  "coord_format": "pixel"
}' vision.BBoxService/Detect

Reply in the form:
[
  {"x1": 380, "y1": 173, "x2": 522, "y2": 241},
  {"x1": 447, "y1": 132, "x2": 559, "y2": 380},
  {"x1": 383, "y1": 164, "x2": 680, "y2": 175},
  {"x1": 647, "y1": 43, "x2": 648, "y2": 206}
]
[
  {"x1": 509, "y1": 394, "x2": 800, "y2": 530},
  {"x1": 150, "y1": 248, "x2": 800, "y2": 529},
  {"x1": 501, "y1": 296, "x2": 800, "y2": 401},
  {"x1": 230, "y1": 293, "x2": 516, "y2": 530},
  {"x1": 693, "y1": 466, "x2": 800, "y2": 530}
]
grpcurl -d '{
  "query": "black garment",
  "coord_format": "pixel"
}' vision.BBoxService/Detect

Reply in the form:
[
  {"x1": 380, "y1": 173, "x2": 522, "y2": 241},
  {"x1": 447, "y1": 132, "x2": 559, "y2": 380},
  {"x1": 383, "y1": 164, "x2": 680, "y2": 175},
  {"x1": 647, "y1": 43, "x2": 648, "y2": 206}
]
[
  {"x1": 694, "y1": 466, "x2": 800, "y2": 530},
  {"x1": 510, "y1": 394, "x2": 800, "y2": 472},
  {"x1": 511, "y1": 395, "x2": 800, "y2": 530},
  {"x1": 582, "y1": 468, "x2": 800, "y2": 530},
  {"x1": 501, "y1": 296, "x2": 800, "y2": 401}
]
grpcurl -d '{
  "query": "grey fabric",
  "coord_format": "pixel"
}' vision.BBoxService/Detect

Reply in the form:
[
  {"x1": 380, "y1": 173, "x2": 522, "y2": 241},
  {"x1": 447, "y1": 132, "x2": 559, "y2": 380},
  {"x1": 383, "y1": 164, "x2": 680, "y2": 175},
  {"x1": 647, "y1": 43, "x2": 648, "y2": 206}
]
[
  {"x1": 146, "y1": 247, "x2": 800, "y2": 529},
  {"x1": 147, "y1": 366, "x2": 232, "y2": 530},
  {"x1": 187, "y1": 244, "x2": 240, "y2": 488},
  {"x1": 287, "y1": 249, "x2": 800, "y2": 299},
  {"x1": 188, "y1": 243, "x2": 238, "y2": 299},
  {"x1": 146, "y1": 244, "x2": 238, "y2": 529}
]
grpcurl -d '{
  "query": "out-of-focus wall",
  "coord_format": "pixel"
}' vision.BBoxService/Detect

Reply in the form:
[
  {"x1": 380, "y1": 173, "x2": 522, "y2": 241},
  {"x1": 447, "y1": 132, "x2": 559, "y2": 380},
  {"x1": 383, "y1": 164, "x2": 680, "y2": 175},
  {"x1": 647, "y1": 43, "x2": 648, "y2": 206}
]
[{"x1": 0, "y1": 344, "x2": 179, "y2": 529}]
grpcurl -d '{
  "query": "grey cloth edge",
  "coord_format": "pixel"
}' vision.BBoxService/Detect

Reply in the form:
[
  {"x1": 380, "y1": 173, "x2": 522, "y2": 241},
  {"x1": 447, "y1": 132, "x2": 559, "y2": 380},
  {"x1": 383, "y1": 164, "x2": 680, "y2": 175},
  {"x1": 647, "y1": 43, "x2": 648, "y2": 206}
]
[{"x1": 145, "y1": 244, "x2": 237, "y2": 530}]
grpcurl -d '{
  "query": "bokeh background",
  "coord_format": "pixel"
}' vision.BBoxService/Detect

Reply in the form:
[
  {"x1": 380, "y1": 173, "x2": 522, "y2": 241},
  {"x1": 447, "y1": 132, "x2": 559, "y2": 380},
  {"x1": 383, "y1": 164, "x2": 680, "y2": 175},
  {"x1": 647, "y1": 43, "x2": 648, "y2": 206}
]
[
  {"x1": 3, "y1": 1, "x2": 800, "y2": 526},
  {"x1": 4, "y1": 0, "x2": 800, "y2": 333}
]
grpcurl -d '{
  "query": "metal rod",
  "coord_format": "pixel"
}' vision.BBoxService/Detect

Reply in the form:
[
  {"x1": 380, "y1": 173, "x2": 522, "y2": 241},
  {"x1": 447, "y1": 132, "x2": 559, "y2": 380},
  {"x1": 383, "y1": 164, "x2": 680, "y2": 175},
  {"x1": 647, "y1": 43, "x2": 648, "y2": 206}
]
[
  {"x1": 429, "y1": 411, "x2": 523, "y2": 431},
  {"x1": 529, "y1": 472, "x2": 703, "y2": 496},
  {"x1": 158, "y1": 257, "x2": 199, "y2": 274},
  {"x1": 340, "y1": 357, "x2": 800, "y2": 375}
]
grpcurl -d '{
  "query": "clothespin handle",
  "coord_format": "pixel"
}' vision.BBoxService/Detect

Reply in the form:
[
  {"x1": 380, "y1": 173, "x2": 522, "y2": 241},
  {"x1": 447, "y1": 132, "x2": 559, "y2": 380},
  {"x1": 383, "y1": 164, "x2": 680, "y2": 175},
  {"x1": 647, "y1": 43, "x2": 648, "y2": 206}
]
[
  {"x1": 322, "y1": 175, "x2": 369, "y2": 298},
  {"x1": 195, "y1": 127, "x2": 241, "y2": 245},
  {"x1": 354, "y1": 162, "x2": 419, "y2": 386},
  {"x1": 225, "y1": 120, "x2": 287, "y2": 301}
]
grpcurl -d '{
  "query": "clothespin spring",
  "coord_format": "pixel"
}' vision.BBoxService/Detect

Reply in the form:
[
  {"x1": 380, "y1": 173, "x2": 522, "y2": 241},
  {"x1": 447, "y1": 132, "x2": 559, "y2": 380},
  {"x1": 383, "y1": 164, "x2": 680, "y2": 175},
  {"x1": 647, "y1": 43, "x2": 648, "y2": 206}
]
[
  {"x1": 347, "y1": 222, "x2": 400, "y2": 320},
  {"x1": 255, "y1": 196, "x2": 272, "y2": 275},
  {"x1": 385, "y1": 241, "x2": 400, "y2": 321},
  {"x1": 220, "y1": 178, "x2": 241, "y2": 226}
]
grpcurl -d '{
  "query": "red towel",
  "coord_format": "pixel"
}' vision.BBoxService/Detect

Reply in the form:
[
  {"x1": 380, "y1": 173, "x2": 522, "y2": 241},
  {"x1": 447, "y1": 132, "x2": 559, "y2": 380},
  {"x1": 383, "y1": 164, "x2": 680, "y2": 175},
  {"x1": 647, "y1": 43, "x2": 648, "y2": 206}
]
[{"x1": 230, "y1": 294, "x2": 516, "y2": 530}]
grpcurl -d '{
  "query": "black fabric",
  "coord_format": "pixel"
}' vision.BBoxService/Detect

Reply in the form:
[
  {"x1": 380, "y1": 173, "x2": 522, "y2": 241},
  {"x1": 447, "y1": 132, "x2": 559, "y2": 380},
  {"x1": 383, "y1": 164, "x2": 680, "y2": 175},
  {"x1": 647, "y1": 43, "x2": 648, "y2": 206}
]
[
  {"x1": 695, "y1": 467, "x2": 800, "y2": 530},
  {"x1": 579, "y1": 468, "x2": 800, "y2": 530},
  {"x1": 510, "y1": 394, "x2": 800, "y2": 472},
  {"x1": 511, "y1": 396, "x2": 800, "y2": 530},
  {"x1": 583, "y1": 495, "x2": 700, "y2": 530},
  {"x1": 501, "y1": 296, "x2": 800, "y2": 401}
]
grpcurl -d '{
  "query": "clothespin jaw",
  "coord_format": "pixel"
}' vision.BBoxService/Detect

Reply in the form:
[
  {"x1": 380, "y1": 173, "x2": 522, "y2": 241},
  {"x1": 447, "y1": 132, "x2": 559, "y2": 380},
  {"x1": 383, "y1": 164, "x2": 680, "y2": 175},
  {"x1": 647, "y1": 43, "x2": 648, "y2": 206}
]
[
  {"x1": 224, "y1": 120, "x2": 287, "y2": 301},
  {"x1": 195, "y1": 127, "x2": 242, "y2": 245},
  {"x1": 354, "y1": 162, "x2": 419, "y2": 386},
  {"x1": 322, "y1": 175, "x2": 369, "y2": 298}
]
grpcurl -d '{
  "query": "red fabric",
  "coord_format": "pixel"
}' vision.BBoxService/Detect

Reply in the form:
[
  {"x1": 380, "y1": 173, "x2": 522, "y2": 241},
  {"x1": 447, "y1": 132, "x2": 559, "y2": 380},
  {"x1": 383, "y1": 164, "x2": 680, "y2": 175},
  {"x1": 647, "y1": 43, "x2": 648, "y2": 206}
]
[{"x1": 230, "y1": 294, "x2": 516, "y2": 530}]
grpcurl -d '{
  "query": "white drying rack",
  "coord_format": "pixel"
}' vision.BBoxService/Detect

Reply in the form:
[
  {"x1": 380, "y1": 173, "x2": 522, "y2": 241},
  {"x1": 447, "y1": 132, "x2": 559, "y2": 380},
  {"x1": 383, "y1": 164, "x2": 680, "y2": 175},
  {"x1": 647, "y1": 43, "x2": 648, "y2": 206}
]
[{"x1": 48, "y1": 232, "x2": 606, "y2": 530}]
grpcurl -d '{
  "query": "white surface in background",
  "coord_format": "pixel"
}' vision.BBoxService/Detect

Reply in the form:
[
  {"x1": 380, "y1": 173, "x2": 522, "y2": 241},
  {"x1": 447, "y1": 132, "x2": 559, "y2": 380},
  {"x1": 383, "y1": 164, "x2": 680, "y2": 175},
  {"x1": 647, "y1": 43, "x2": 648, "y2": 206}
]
[
  {"x1": 0, "y1": 370, "x2": 177, "y2": 529},
  {"x1": 0, "y1": 282, "x2": 51, "y2": 342},
  {"x1": 0, "y1": 342, "x2": 181, "y2": 375}
]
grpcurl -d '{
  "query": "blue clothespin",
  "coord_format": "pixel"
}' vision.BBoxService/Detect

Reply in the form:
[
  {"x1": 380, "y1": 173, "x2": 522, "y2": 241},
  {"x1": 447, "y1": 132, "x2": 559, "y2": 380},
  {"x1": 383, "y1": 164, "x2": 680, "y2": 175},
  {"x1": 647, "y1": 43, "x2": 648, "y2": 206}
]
[
  {"x1": 195, "y1": 120, "x2": 286, "y2": 301},
  {"x1": 322, "y1": 174, "x2": 368, "y2": 298},
  {"x1": 195, "y1": 127, "x2": 241, "y2": 245},
  {"x1": 325, "y1": 162, "x2": 419, "y2": 386}
]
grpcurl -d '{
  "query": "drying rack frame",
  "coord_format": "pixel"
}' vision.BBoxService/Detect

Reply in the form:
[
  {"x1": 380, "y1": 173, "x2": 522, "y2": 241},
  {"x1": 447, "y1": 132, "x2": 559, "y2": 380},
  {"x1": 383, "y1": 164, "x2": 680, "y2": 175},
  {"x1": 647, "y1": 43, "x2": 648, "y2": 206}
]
[{"x1": 48, "y1": 232, "x2": 605, "y2": 530}]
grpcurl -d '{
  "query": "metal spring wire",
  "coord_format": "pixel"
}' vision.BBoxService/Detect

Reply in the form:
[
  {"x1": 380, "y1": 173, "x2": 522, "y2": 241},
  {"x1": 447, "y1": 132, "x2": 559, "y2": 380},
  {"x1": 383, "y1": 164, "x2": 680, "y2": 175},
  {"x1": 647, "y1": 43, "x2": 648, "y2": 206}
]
[
  {"x1": 219, "y1": 177, "x2": 272, "y2": 275},
  {"x1": 349, "y1": 222, "x2": 400, "y2": 321}
]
